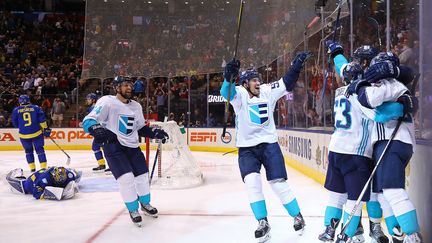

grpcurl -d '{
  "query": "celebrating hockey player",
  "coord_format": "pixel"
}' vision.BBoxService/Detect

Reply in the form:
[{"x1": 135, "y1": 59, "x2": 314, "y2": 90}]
[
  {"x1": 347, "y1": 52, "x2": 423, "y2": 243},
  {"x1": 220, "y1": 52, "x2": 311, "y2": 242},
  {"x1": 321, "y1": 42, "x2": 389, "y2": 243},
  {"x1": 82, "y1": 76, "x2": 169, "y2": 227},
  {"x1": 12, "y1": 95, "x2": 51, "y2": 172},
  {"x1": 6, "y1": 166, "x2": 81, "y2": 200},
  {"x1": 85, "y1": 93, "x2": 109, "y2": 173}
]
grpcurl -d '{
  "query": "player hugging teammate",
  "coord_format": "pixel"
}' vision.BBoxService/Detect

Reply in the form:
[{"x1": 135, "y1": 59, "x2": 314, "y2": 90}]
[{"x1": 318, "y1": 40, "x2": 423, "y2": 243}]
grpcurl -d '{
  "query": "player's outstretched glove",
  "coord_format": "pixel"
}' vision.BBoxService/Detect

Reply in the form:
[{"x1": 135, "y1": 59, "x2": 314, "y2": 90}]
[
  {"x1": 88, "y1": 124, "x2": 108, "y2": 145},
  {"x1": 153, "y1": 129, "x2": 169, "y2": 144},
  {"x1": 397, "y1": 94, "x2": 418, "y2": 115},
  {"x1": 364, "y1": 60, "x2": 400, "y2": 83},
  {"x1": 325, "y1": 40, "x2": 344, "y2": 58},
  {"x1": 291, "y1": 51, "x2": 313, "y2": 72},
  {"x1": 224, "y1": 59, "x2": 241, "y2": 83},
  {"x1": 43, "y1": 128, "x2": 52, "y2": 137},
  {"x1": 345, "y1": 78, "x2": 371, "y2": 97}
]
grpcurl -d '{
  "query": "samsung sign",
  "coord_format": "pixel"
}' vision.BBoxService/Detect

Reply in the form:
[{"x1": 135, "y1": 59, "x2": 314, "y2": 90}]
[{"x1": 208, "y1": 95, "x2": 227, "y2": 103}]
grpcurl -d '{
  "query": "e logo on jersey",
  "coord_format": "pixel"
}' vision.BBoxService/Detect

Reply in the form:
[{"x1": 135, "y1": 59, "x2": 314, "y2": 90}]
[
  {"x1": 248, "y1": 103, "x2": 269, "y2": 126},
  {"x1": 118, "y1": 115, "x2": 134, "y2": 136}
]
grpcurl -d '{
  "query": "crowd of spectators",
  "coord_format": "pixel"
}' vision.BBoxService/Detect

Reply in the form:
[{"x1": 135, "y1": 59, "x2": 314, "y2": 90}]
[{"x1": 0, "y1": 11, "x2": 84, "y2": 127}]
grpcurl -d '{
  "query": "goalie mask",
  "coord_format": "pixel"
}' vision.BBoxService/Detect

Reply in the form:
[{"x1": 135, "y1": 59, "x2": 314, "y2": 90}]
[{"x1": 50, "y1": 167, "x2": 67, "y2": 186}]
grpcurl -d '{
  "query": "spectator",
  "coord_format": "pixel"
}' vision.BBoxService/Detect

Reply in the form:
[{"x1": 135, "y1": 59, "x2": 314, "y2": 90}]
[
  {"x1": 133, "y1": 77, "x2": 145, "y2": 97},
  {"x1": 69, "y1": 117, "x2": 79, "y2": 128},
  {"x1": 51, "y1": 97, "x2": 66, "y2": 127}
]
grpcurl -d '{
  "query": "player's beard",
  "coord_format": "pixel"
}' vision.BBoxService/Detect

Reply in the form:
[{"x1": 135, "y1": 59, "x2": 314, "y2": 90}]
[{"x1": 120, "y1": 89, "x2": 132, "y2": 99}]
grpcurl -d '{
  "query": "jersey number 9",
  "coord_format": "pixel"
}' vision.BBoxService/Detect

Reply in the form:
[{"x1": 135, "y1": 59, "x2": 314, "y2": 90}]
[
  {"x1": 334, "y1": 98, "x2": 351, "y2": 129},
  {"x1": 23, "y1": 112, "x2": 32, "y2": 127}
]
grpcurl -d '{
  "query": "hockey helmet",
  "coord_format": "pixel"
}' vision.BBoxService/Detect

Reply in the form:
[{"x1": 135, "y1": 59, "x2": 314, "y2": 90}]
[
  {"x1": 113, "y1": 76, "x2": 133, "y2": 89},
  {"x1": 353, "y1": 45, "x2": 379, "y2": 63},
  {"x1": 239, "y1": 69, "x2": 261, "y2": 86},
  {"x1": 18, "y1": 95, "x2": 30, "y2": 105},
  {"x1": 86, "y1": 93, "x2": 98, "y2": 101}
]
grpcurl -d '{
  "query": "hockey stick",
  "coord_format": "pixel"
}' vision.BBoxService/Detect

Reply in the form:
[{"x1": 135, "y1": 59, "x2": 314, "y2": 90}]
[
  {"x1": 337, "y1": 74, "x2": 420, "y2": 241},
  {"x1": 149, "y1": 142, "x2": 161, "y2": 184},
  {"x1": 49, "y1": 137, "x2": 71, "y2": 165},
  {"x1": 368, "y1": 17, "x2": 382, "y2": 49},
  {"x1": 320, "y1": 0, "x2": 343, "y2": 102},
  {"x1": 222, "y1": 149, "x2": 238, "y2": 156},
  {"x1": 222, "y1": 0, "x2": 244, "y2": 138}
]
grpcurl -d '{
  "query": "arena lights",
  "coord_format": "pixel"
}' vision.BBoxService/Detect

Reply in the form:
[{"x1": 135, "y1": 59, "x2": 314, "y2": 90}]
[
  {"x1": 147, "y1": 1, "x2": 152, "y2": 3},
  {"x1": 185, "y1": 1, "x2": 189, "y2": 4}
]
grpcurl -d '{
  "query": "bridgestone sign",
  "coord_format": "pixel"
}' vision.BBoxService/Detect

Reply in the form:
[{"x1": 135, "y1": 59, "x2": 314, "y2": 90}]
[{"x1": 207, "y1": 95, "x2": 227, "y2": 103}]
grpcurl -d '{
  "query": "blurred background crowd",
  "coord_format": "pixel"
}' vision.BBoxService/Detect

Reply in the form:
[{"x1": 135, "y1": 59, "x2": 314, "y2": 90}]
[{"x1": 0, "y1": 0, "x2": 430, "y2": 139}]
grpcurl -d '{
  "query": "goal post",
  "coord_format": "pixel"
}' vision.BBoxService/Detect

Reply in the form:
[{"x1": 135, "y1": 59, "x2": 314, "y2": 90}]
[{"x1": 146, "y1": 121, "x2": 204, "y2": 189}]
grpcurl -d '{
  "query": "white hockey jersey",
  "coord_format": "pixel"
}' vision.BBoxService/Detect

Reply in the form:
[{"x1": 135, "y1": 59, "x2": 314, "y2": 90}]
[
  {"x1": 83, "y1": 95, "x2": 146, "y2": 148},
  {"x1": 329, "y1": 86, "x2": 376, "y2": 158},
  {"x1": 361, "y1": 78, "x2": 415, "y2": 147},
  {"x1": 230, "y1": 78, "x2": 286, "y2": 147}
]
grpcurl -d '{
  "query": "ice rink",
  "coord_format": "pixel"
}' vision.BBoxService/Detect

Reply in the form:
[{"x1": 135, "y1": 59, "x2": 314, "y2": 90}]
[{"x1": 0, "y1": 150, "x2": 372, "y2": 243}]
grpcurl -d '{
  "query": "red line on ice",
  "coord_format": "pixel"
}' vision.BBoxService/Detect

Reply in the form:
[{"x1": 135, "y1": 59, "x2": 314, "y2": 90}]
[{"x1": 85, "y1": 208, "x2": 125, "y2": 243}]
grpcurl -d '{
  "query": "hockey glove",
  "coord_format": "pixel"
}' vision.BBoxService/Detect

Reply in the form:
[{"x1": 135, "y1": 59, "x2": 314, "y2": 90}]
[
  {"x1": 153, "y1": 129, "x2": 169, "y2": 144},
  {"x1": 224, "y1": 59, "x2": 241, "y2": 83},
  {"x1": 88, "y1": 124, "x2": 109, "y2": 145},
  {"x1": 397, "y1": 94, "x2": 418, "y2": 115},
  {"x1": 325, "y1": 40, "x2": 344, "y2": 59},
  {"x1": 345, "y1": 79, "x2": 371, "y2": 97},
  {"x1": 291, "y1": 51, "x2": 313, "y2": 72},
  {"x1": 364, "y1": 60, "x2": 400, "y2": 83},
  {"x1": 43, "y1": 128, "x2": 52, "y2": 137}
]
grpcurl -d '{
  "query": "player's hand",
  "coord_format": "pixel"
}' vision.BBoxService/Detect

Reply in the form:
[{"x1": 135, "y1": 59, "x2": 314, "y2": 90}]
[
  {"x1": 224, "y1": 59, "x2": 240, "y2": 83},
  {"x1": 345, "y1": 78, "x2": 371, "y2": 97},
  {"x1": 153, "y1": 129, "x2": 169, "y2": 144},
  {"x1": 325, "y1": 40, "x2": 344, "y2": 58},
  {"x1": 43, "y1": 128, "x2": 52, "y2": 137},
  {"x1": 291, "y1": 51, "x2": 313, "y2": 72},
  {"x1": 397, "y1": 94, "x2": 418, "y2": 115},
  {"x1": 364, "y1": 60, "x2": 400, "y2": 83},
  {"x1": 88, "y1": 124, "x2": 108, "y2": 144}
]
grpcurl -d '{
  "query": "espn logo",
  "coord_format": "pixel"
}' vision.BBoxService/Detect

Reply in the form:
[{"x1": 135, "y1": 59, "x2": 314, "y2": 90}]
[{"x1": 191, "y1": 132, "x2": 217, "y2": 142}]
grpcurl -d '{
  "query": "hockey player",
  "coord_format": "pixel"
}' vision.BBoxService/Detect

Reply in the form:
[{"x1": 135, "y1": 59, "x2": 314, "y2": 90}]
[
  {"x1": 318, "y1": 59, "x2": 379, "y2": 243},
  {"x1": 326, "y1": 43, "x2": 389, "y2": 243},
  {"x1": 85, "y1": 93, "x2": 109, "y2": 173},
  {"x1": 346, "y1": 52, "x2": 423, "y2": 243},
  {"x1": 6, "y1": 166, "x2": 81, "y2": 200},
  {"x1": 12, "y1": 95, "x2": 51, "y2": 172},
  {"x1": 220, "y1": 52, "x2": 311, "y2": 242},
  {"x1": 82, "y1": 76, "x2": 169, "y2": 227}
]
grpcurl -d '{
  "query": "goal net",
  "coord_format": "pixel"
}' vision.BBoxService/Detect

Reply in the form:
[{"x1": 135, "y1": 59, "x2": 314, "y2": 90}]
[{"x1": 147, "y1": 121, "x2": 203, "y2": 189}]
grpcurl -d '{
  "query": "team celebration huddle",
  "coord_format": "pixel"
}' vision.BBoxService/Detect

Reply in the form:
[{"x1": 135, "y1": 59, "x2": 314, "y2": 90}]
[{"x1": 0, "y1": 0, "x2": 428, "y2": 242}]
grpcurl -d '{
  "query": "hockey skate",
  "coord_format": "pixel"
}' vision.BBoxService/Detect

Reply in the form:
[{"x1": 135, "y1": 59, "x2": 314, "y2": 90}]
[
  {"x1": 335, "y1": 233, "x2": 351, "y2": 243},
  {"x1": 351, "y1": 221, "x2": 365, "y2": 243},
  {"x1": 369, "y1": 221, "x2": 389, "y2": 243},
  {"x1": 293, "y1": 212, "x2": 305, "y2": 235},
  {"x1": 391, "y1": 226, "x2": 405, "y2": 243},
  {"x1": 403, "y1": 232, "x2": 423, "y2": 243},
  {"x1": 140, "y1": 203, "x2": 158, "y2": 218},
  {"x1": 129, "y1": 210, "x2": 142, "y2": 227},
  {"x1": 318, "y1": 218, "x2": 339, "y2": 242},
  {"x1": 255, "y1": 218, "x2": 271, "y2": 243},
  {"x1": 104, "y1": 168, "x2": 112, "y2": 175},
  {"x1": 92, "y1": 165, "x2": 106, "y2": 173}
]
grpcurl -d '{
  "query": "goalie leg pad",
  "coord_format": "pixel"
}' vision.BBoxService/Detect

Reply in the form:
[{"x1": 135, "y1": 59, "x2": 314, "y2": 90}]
[
  {"x1": 6, "y1": 169, "x2": 26, "y2": 194},
  {"x1": 42, "y1": 186, "x2": 64, "y2": 200}
]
